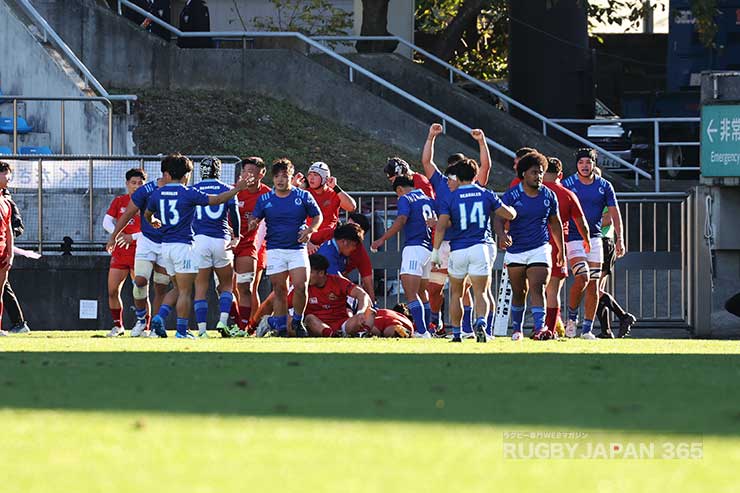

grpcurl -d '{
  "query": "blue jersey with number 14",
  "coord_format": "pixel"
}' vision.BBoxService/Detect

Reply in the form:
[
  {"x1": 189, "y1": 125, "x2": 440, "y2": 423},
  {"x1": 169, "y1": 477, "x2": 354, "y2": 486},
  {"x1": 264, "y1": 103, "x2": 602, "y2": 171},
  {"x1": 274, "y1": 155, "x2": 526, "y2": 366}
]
[
  {"x1": 439, "y1": 184, "x2": 503, "y2": 251},
  {"x1": 146, "y1": 183, "x2": 210, "y2": 244},
  {"x1": 191, "y1": 179, "x2": 235, "y2": 239},
  {"x1": 398, "y1": 189, "x2": 435, "y2": 250}
]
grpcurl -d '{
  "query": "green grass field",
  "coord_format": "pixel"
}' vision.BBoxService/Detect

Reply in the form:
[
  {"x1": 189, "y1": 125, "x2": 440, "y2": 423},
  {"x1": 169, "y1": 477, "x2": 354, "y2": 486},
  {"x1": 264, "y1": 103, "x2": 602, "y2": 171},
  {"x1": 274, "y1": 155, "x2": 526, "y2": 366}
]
[{"x1": 1, "y1": 333, "x2": 739, "y2": 492}]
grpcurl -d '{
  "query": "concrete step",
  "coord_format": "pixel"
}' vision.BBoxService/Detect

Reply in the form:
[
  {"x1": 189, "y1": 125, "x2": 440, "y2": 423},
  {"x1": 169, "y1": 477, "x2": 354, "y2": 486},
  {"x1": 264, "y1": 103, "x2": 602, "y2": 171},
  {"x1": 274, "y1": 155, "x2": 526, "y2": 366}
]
[
  {"x1": 0, "y1": 101, "x2": 27, "y2": 119},
  {"x1": 0, "y1": 131, "x2": 52, "y2": 149}
]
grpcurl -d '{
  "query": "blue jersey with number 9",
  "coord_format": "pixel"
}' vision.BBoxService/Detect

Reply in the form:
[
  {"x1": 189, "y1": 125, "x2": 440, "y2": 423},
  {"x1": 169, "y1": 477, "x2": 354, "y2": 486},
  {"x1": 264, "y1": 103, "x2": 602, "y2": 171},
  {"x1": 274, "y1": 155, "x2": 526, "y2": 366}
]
[
  {"x1": 146, "y1": 183, "x2": 211, "y2": 244},
  {"x1": 397, "y1": 189, "x2": 435, "y2": 250},
  {"x1": 439, "y1": 184, "x2": 503, "y2": 251}
]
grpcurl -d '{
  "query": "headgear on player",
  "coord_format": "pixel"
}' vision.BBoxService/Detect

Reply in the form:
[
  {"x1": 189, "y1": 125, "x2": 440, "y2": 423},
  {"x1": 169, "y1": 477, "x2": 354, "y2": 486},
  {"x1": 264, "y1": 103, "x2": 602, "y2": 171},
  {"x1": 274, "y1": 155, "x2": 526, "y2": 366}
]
[
  {"x1": 384, "y1": 157, "x2": 411, "y2": 178},
  {"x1": 308, "y1": 161, "x2": 331, "y2": 185},
  {"x1": 575, "y1": 148, "x2": 597, "y2": 163},
  {"x1": 200, "y1": 156, "x2": 222, "y2": 179}
]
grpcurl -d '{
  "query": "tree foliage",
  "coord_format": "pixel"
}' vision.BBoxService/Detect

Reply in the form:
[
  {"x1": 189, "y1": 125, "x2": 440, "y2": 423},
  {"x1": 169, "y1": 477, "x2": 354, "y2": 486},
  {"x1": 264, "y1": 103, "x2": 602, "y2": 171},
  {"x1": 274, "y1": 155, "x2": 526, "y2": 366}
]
[
  {"x1": 252, "y1": 0, "x2": 353, "y2": 36},
  {"x1": 411, "y1": 0, "x2": 719, "y2": 80}
]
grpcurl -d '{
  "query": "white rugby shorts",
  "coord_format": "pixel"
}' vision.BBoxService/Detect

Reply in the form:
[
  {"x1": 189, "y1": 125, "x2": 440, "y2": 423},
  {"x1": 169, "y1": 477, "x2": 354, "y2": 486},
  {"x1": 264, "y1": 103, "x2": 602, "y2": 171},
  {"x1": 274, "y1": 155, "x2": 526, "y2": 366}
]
[
  {"x1": 504, "y1": 243, "x2": 552, "y2": 267},
  {"x1": 135, "y1": 235, "x2": 163, "y2": 263},
  {"x1": 399, "y1": 245, "x2": 432, "y2": 279},
  {"x1": 160, "y1": 242, "x2": 198, "y2": 275},
  {"x1": 448, "y1": 243, "x2": 492, "y2": 279},
  {"x1": 193, "y1": 234, "x2": 234, "y2": 269},
  {"x1": 566, "y1": 237, "x2": 604, "y2": 264},
  {"x1": 266, "y1": 248, "x2": 310, "y2": 276}
]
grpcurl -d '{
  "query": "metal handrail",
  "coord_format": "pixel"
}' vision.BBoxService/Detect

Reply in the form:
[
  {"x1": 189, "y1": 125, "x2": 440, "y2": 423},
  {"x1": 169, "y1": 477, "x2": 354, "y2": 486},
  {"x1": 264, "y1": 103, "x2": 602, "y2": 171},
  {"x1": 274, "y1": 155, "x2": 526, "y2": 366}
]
[
  {"x1": 116, "y1": 0, "x2": 515, "y2": 159},
  {"x1": 311, "y1": 35, "x2": 651, "y2": 180},
  {"x1": 14, "y1": 0, "x2": 137, "y2": 104},
  {"x1": 1, "y1": 95, "x2": 113, "y2": 155}
]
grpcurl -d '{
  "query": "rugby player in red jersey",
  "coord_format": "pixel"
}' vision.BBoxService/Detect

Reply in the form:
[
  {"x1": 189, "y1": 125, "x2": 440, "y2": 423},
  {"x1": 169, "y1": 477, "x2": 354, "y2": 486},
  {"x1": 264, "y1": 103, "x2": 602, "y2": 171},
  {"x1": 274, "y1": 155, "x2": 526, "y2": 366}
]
[
  {"x1": 102, "y1": 168, "x2": 146, "y2": 337},
  {"x1": 232, "y1": 157, "x2": 271, "y2": 334},
  {"x1": 288, "y1": 254, "x2": 375, "y2": 337},
  {"x1": 295, "y1": 162, "x2": 356, "y2": 255},
  {"x1": 0, "y1": 161, "x2": 14, "y2": 337}
]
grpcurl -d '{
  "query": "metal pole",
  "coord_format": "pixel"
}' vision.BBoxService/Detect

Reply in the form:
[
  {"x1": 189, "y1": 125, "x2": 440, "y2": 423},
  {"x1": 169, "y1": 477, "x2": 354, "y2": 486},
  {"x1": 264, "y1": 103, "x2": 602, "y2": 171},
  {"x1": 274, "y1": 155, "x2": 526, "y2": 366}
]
[
  {"x1": 89, "y1": 158, "x2": 94, "y2": 242},
  {"x1": 449, "y1": 69, "x2": 453, "y2": 84},
  {"x1": 12, "y1": 99, "x2": 18, "y2": 154},
  {"x1": 60, "y1": 100, "x2": 65, "y2": 155},
  {"x1": 107, "y1": 101, "x2": 113, "y2": 155},
  {"x1": 653, "y1": 120, "x2": 661, "y2": 192},
  {"x1": 349, "y1": 66, "x2": 354, "y2": 83},
  {"x1": 37, "y1": 158, "x2": 43, "y2": 254}
]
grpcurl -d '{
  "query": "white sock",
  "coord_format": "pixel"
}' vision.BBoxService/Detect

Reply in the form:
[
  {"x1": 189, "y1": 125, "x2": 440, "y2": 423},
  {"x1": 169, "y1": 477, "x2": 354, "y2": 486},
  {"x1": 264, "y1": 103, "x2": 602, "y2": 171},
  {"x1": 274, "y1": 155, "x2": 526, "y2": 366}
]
[
  {"x1": 197, "y1": 322, "x2": 207, "y2": 333},
  {"x1": 219, "y1": 312, "x2": 229, "y2": 325}
]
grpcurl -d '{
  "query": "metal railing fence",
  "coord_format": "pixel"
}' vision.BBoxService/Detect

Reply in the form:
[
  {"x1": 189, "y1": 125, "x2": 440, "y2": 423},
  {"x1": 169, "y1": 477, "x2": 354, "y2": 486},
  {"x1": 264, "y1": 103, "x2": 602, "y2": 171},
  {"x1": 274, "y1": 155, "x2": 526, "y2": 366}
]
[
  {"x1": 311, "y1": 35, "x2": 650, "y2": 182},
  {"x1": 0, "y1": 96, "x2": 114, "y2": 155},
  {"x1": 14, "y1": 0, "x2": 137, "y2": 106}
]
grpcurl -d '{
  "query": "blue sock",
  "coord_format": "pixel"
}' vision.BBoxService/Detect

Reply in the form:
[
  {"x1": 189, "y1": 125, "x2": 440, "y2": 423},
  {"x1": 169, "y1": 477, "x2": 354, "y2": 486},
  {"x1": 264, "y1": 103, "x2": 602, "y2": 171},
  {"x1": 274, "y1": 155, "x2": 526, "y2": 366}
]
[
  {"x1": 274, "y1": 315, "x2": 288, "y2": 331},
  {"x1": 176, "y1": 317, "x2": 188, "y2": 335},
  {"x1": 567, "y1": 306, "x2": 578, "y2": 322},
  {"x1": 218, "y1": 292, "x2": 233, "y2": 315},
  {"x1": 582, "y1": 319, "x2": 593, "y2": 334},
  {"x1": 423, "y1": 302, "x2": 431, "y2": 332},
  {"x1": 408, "y1": 300, "x2": 426, "y2": 333},
  {"x1": 293, "y1": 313, "x2": 303, "y2": 325},
  {"x1": 430, "y1": 311, "x2": 440, "y2": 326},
  {"x1": 462, "y1": 306, "x2": 473, "y2": 333},
  {"x1": 194, "y1": 299, "x2": 208, "y2": 325},
  {"x1": 157, "y1": 304, "x2": 172, "y2": 320},
  {"x1": 532, "y1": 306, "x2": 546, "y2": 332},
  {"x1": 135, "y1": 308, "x2": 147, "y2": 323},
  {"x1": 475, "y1": 316, "x2": 486, "y2": 329},
  {"x1": 452, "y1": 326, "x2": 461, "y2": 337},
  {"x1": 486, "y1": 311, "x2": 494, "y2": 336},
  {"x1": 511, "y1": 305, "x2": 525, "y2": 333}
]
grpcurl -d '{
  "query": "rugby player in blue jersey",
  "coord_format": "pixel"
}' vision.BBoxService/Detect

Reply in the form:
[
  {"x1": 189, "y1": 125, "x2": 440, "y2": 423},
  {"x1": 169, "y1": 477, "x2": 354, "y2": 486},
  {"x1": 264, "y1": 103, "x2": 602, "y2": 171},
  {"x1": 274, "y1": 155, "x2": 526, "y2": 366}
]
[
  {"x1": 191, "y1": 157, "x2": 241, "y2": 338},
  {"x1": 106, "y1": 160, "x2": 178, "y2": 338},
  {"x1": 371, "y1": 175, "x2": 437, "y2": 337},
  {"x1": 315, "y1": 223, "x2": 364, "y2": 275},
  {"x1": 250, "y1": 158, "x2": 322, "y2": 338},
  {"x1": 422, "y1": 123, "x2": 494, "y2": 337},
  {"x1": 433, "y1": 158, "x2": 516, "y2": 343},
  {"x1": 495, "y1": 152, "x2": 565, "y2": 341},
  {"x1": 561, "y1": 148, "x2": 625, "y2": 340},
  {"x1": 144, "y1": 154, "x2": 249, "y2": 339}
]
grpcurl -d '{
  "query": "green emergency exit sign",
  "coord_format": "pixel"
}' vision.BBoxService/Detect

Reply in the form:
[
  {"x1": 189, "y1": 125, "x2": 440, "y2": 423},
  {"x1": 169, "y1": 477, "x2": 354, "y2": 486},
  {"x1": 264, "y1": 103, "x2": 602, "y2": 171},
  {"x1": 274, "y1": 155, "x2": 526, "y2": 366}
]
[{"x1": 701, "y1": 104, "x2": 740, "y2": 177}]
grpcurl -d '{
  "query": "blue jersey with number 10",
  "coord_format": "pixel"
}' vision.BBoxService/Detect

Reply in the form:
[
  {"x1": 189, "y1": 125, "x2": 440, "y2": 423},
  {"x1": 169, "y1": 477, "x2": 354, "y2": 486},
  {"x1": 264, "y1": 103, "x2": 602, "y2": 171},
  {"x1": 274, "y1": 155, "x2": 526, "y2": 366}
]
[
  {"x1": 191, "y1": 179, "x2": 235, "y2": 239},
  {"x1": 439, "y1": 184, "x2": 503, "y2": 251},
  {"x1": 146, "y1": 183, "x2": 210, "y2": 244},
  {"x1": 398, "y1": 189, "x2": 435, "y2": 250}
]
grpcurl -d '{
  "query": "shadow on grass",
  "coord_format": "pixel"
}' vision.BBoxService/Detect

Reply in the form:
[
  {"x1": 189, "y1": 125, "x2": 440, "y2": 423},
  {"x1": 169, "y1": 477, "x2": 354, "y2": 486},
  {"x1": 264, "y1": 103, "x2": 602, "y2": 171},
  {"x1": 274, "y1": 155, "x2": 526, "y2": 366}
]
[{"x1": 0, "y1": 352, "x2": 738, "y2": 435}]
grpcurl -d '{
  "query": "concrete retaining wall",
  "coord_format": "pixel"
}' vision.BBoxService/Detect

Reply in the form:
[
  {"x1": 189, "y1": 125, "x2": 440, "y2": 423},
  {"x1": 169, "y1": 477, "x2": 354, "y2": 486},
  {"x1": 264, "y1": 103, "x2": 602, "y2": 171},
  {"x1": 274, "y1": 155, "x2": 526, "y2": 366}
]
[{"x1": 0, "y1": 0, "x2": 122, "y2": 154}]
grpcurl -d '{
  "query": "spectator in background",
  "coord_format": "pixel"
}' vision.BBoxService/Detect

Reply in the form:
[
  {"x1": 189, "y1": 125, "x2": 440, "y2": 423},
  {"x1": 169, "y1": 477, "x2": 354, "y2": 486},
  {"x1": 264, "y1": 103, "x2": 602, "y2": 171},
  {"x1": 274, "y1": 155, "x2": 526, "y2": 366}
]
[
  {"x1": 1, "y1": 186, "x2": 29, "y2": 334},
  {"x1": 141, "y1": 0, "x2": 172, "y2": 41},
  {"x1": 178, "y1": 0, "x2": 213, "y2": 48}
]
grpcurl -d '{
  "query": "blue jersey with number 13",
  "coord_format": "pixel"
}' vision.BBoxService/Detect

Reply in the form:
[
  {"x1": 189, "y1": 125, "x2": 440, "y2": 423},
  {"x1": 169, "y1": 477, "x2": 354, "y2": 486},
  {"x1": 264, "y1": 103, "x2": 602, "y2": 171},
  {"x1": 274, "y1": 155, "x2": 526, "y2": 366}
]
[{"x1": 146, "y1": 183, "x2": 210, "y2": 244}]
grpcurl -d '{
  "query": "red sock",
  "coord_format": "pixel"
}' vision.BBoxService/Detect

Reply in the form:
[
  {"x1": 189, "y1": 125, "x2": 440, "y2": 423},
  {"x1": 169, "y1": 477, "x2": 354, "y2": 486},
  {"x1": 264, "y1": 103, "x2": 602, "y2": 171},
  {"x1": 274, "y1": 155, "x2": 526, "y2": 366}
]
[
  {"x1": 545, "y1": 308, "x2": 558, "y2": 331},
  {"x1": 239, "y1": 305, "x2": 252, "y2": 329},
  {"x1": 110, "y1": 308, "x2": 123, "y2": 327}
]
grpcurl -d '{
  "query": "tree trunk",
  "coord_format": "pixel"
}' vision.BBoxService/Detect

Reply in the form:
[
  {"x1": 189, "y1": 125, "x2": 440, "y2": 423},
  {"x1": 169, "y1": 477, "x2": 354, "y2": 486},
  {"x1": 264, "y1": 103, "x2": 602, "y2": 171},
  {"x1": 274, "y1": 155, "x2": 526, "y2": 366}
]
[{"x1": 356, "y1": 0, "x2": 398, "y2": 53}]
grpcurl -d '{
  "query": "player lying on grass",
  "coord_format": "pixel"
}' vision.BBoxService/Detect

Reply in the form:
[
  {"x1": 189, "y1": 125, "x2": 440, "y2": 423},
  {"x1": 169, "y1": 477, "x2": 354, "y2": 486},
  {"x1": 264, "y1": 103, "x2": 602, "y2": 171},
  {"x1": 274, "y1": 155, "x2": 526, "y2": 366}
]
[
  {"x1": 144, "y1": 154, "x2": 249, "y2": 339},
  {"x1": 433, "y1": 158, "x2": 516, "y2": 343},
  {"x1": 495, "y1": 152, "x2": 565, "y2": 341}
]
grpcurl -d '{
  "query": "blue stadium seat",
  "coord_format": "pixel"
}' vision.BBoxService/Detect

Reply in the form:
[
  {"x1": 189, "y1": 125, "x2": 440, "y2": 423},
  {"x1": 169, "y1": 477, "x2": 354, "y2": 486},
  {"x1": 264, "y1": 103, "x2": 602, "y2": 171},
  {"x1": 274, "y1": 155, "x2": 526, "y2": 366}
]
[
  {"x1": 0, "y1": 116, "x2": 33, "y2": 134},
  {"x1": 19, "y1": 146, "x2": 53, "y2": 155},
  {"x1": 0, "y1": 146, "x2": 12, "y2": 155}
]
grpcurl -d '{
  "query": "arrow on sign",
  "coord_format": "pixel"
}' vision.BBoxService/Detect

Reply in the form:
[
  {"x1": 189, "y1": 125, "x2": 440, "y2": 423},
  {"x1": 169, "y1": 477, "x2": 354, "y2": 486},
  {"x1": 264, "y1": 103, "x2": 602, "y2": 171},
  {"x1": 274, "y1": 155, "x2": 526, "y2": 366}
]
[{"x1": 707, "y1": 119, "x2": 718, "y2": 143}]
